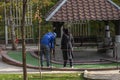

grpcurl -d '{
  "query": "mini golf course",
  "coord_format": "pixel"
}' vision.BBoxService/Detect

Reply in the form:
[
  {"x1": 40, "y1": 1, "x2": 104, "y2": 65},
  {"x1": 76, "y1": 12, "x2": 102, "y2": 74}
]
[{"x1": 1, "y1": 50, "x2": 120, "y2": 71}]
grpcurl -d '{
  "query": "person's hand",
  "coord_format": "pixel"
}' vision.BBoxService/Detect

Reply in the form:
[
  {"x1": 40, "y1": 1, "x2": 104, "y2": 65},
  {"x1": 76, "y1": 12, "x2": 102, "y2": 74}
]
[
  {"x1": 50, "y1": 49, "x2": 54, "y2": 54},
  {"x1": 51, "y1": 49, "x2": 53, "y2": 54},
  {"x1": 56, "y1": 44, "x2": 60, "y2": 46},
  {"x1": 71, "y1": 48, "x2": 73, "y2": 51}
]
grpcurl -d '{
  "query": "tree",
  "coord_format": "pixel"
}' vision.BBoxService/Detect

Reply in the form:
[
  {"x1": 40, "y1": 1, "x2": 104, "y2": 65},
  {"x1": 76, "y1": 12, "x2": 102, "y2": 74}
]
[
  {"x1": 9, "y1": 1, "x2": 17, "y2": 50},
  {"x1": 112, "y1": 0, "x2": 120, "y2": 6},
  {"x1": 4, "y1": 1, "x2": 18, "y2": 50},
  {"x1": 21, "y1": 0, "x2": 27, "y2": 80}
]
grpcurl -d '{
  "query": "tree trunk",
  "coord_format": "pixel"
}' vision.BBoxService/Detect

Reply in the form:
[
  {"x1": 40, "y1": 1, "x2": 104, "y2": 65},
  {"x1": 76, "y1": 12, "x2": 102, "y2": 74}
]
[
  {"x1": 9, "y1": 1, "x2": 17, "y2": 50},
  {"x1": 21, "y1": 0, "x2": 27, "y2": 80},
  {"x1": 10, "y1": 19, "x2": 17, "y2": 50}
]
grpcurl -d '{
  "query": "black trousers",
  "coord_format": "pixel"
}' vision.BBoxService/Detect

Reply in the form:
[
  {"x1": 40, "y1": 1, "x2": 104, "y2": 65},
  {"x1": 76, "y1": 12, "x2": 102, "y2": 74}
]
[{"x1": 62, "y1": 50, "x2": 73, "y2": 67}]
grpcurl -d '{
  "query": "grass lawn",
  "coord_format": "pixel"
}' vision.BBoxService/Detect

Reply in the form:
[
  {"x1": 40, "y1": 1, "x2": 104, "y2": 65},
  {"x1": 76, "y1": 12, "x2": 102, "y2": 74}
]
[
  {"x1": 0, "y1": 73, "x2": 85, "y2": 80},
  {"x1": 7, "y1": 51, "x2": 120, "y2": 69}
]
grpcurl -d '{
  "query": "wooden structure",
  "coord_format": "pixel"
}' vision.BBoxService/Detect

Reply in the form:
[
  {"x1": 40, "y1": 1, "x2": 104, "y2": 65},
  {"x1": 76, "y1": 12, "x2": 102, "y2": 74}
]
[
  {"x1": 45, "y1": 0, "x2": 120, "y2": 21},
  {"x1": 45, "y1": 0, "x2": 120, "y2": 43},
  {"x1": 45, "y1": 0, "x2": 120, "y2": 58}
]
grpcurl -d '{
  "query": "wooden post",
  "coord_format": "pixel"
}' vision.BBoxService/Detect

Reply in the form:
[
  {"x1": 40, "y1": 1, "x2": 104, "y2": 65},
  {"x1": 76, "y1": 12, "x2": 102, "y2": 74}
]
[{"x1": 114, "y1": 20, "x2": 120, "y2": 59}]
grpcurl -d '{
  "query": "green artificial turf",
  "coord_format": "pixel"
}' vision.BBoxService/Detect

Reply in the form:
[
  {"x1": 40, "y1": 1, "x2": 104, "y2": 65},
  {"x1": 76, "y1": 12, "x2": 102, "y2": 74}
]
[
  {"x1": 8, "y1": 51, "x2": 39, "y2": 66},
  {"x1": 7, "y1": 51, "x2": 62, "y2": 67},
  {"x1": 7, "y1": 51, "x2": 120, "y2": 69}
]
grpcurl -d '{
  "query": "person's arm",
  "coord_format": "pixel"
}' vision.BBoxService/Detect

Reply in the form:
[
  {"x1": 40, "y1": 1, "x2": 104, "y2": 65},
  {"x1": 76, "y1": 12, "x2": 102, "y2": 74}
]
[
  {"x1": 49, "y1": 36, "x2": 55, "y2": 56},
  {"x1": 70, "y1": 34, "x2": 74, "y2": 46},
  {"x1": 49, "y1": 35, "x2": 55, "y2": 49},
  {"x1": 61, "y1": 34, "x2": 65, "y2": 49}
]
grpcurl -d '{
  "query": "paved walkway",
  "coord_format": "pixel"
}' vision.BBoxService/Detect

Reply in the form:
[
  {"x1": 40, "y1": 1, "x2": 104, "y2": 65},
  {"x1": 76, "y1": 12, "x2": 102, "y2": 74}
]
[{"x1": 84, "y1": 70, "x2": 120, "y2": 80}]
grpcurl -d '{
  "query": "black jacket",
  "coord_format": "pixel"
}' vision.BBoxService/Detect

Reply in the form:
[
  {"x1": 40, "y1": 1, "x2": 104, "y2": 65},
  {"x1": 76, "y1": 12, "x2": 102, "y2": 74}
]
[{"x1": 61, "y1": 33, "x2": 74, "y2": 50}]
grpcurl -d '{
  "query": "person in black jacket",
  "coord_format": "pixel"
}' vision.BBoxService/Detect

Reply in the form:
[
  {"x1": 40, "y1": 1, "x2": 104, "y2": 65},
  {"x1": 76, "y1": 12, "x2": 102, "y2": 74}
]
[{"x1": 61, "y1": 28, "x2": 74, "y2": 68}]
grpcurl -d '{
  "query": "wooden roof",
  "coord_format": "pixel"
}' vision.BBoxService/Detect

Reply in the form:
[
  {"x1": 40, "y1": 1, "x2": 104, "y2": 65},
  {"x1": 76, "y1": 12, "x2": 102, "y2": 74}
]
[{"x1": 45, "y1": 0, "x2": 120, "y2": 22}]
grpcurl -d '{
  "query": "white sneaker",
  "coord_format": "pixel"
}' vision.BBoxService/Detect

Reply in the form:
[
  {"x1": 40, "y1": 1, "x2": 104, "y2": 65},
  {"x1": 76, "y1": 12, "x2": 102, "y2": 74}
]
[
  {"x1": 63, "y1": 67, "x2": 67, "y2": 68},
  {"x1": 71, "y1": 66, "x2": 74, "y2": 68}
]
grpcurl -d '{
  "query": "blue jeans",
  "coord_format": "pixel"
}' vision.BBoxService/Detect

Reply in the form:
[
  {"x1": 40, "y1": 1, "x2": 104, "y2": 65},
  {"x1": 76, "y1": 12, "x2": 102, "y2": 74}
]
[{"x1": 40, "y1": 44, "x2": 50, "y2": 67}]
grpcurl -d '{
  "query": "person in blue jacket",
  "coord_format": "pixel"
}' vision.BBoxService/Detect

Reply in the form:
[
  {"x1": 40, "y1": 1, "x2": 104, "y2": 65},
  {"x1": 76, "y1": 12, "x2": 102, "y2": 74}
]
[{"x1": 40, "y1": 32, "x2": 56, "y2": 67}]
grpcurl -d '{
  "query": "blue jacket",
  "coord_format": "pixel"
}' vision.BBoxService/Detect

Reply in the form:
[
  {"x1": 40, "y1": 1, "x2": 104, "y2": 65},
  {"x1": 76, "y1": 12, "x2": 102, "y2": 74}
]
[{"x1": 40, "y1": 32, "x2": 56, "y2": 49}]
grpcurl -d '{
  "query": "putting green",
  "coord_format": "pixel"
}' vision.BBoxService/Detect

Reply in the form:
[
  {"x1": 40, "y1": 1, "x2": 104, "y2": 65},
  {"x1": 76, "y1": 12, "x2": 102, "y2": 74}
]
[{"x1": 7, "y1": 51, "x2": 120, "y2": 69}]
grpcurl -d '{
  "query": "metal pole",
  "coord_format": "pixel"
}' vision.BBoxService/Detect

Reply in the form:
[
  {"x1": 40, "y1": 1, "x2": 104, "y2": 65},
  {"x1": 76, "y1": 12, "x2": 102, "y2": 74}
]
[{"x1": 115, "y1": 43, "x2": 119, "y2": 69}]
